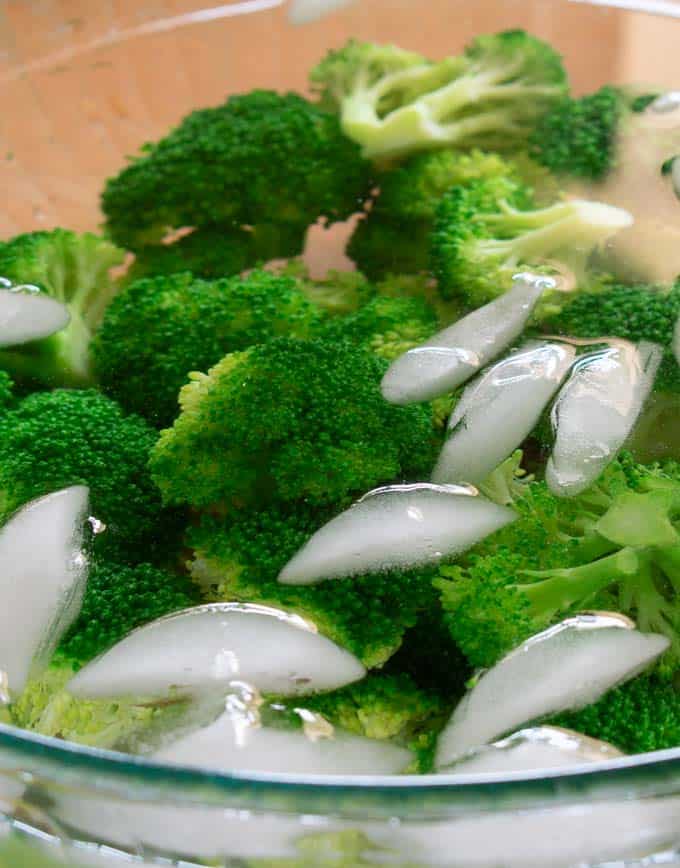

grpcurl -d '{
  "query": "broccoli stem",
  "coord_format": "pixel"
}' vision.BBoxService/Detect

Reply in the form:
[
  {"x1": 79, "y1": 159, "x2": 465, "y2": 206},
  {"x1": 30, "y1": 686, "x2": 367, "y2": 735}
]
[{"x1": 519, "y1": 547, "x2": 641, "y2": 619}]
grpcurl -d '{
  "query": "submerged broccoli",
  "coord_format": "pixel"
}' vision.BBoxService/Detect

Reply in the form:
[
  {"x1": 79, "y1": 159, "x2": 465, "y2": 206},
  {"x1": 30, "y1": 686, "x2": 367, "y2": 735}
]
[
  {"x1": 0, "y1": 389, "x2": 185, "y2": 564},
  {"x1": 150, "y1": 338, "x2": 435, "y2": 511},
  {"x1": 529, "y1": 86, "x2": 626, "y2": 181},
  {"x1": 102, "y1": 91, "x2": 372, "y2": 250},
  {"x1": 58, "y1": 561, "x2": 199, "y2": 667},
  {"x1": 431, "y1": 176, "x2": 632, "y2": 308},
  {"x1": 12, "y1": 662, "x2": 189, "y2": 751},
  {"x1": 550, "y1": 674, "x2": 680, "y2": 753},
  {"x1": 272, "y1": 673, "x2": 450, "y2": 771},
  {"x1": 311, "y1": 31, "x2": 568, "y2": 161},
  {"x1": 319, "y1": 294, "x2": 438, "y2": 361},
  {"x1": 0, "y1": 230, "x2": 125, "y2": 387},
  {"x1": 278, "y1": 261, "x2": 376, "y2": 317},
  {"x1": 188, "y1": 506, "x2": 437, "y2": 669},
  {"x1": 549, "y1": 281, "x2": 680, "y2": 461},
  {"x1": 347, "y1": 214, "x2": 433, "y2": 282},
  {"x1": 437, "y1": 454, "x2": 680, "y2": 673},
  {"x1": 93, "y1": 270, "x2": 323, "y2": 427}
]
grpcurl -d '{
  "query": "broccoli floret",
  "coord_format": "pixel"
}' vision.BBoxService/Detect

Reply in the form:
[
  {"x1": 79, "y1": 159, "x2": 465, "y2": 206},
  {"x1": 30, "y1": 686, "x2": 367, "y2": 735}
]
[
  {"x1": 0, "y1": 389, "x2": 185, "y2": 564},
  {"x1": 0, "y1": 230, "x2": 125, "y2": 387},
  {"x1": 150, "y1": 338, "x2": 435, "y2": 511},
  {"x1": 550, "y1": 674, "x2": 680, "y2": 753},
  {"x1": 0, "y1": 369, "x2": 13, "y2": 414},
  {"x1": 12, "y1": 662, "x2": 188, "y2": 751},
  {"x1": 272, "y1": 673, "x2": 449, "y2": 772},
  {"x1": 102, "y1": 91, "x2": 371, "y2": 250},
  {"x1": 529, "y1": 86, "x2": 627, "y2": 181},
  {"x1": 431, "y1": 176, "x2": 632, "y2": 308},
  {"x1": 348, "y1": 149, "x2": 557, "y2": 284},
  {"x1": 319, "y1": 294, "x2": 438, "y2": 362},
  {"x1": 92, "y1": 270, "x2": 323, "y2": 427},
  {"x1": 278, "y1": 261, "x2": 376, "y2": 317},
  {"x1": 437, "y1": 455, "x2": 680, "y2": 673},
  {"x1": 311, "y1": 31, "x2": 568, "y2": 161},
  {"x1": 58, "y1": 561, "x2": 199, "y2": 667},
  {"x1": 188, "y1": 506, "x2": 437, "y2": 669}
]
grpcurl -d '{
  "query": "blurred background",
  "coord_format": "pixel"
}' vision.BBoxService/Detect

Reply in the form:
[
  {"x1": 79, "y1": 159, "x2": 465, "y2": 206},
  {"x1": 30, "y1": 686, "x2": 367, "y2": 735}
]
[{"x1": 0, "y1": 0, "x2": 679, "y2": 236}]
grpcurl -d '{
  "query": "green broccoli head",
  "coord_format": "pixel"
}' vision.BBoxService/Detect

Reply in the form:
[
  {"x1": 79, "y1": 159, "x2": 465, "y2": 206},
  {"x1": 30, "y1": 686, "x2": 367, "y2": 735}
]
[
  {"x1": 437, "y1": 455, "x2": 680, "y2": 673},
  {"x1": 150, "y1": 338, "x2": 435, "y2": 511},
  {"x1": 12, "y1": 662, "x2": 189, "y2": 751},
  {"x1": 529, "y1": 86, "x2": 626, "y2": 181},
  {"x1": 102, "y1": 91, "x2": 372, "y2": 249},
  {"x1": 58, "y1": 561, "x2": 200, "y2": 667},
  {"x1": 319, "y1": 294, "x2": 438, "y2": 362},
  {"x1": 431, "y1": 176, "x2": 633, "y2": 307},
  {"x1": 0, "y1": 230, "x2": 125, "y2": 387},
  {"x1": 551, "y1": 674, "x2": 680, "y2": 754},
  {"x1": 311, "y1": 31, "x2": 568, "y2": 161},
  {"x1": 92, "y1": 270, "x2": 323, "y2": 428},
  {"x1": 0, "y1": 389, "x2": 185, "y2": 564},
  {"x1": 188, "y1": 506, "x2": 437, "y2": 669}
]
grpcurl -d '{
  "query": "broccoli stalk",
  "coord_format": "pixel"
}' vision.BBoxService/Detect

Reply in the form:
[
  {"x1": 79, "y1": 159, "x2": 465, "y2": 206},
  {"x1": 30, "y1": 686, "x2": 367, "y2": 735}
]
[
  {"x1": 0, "y1": 230, "x2": 125, "y2": 387},
  {"x1": 311, "y1": 31, "x2": 568, "y2": 161}
]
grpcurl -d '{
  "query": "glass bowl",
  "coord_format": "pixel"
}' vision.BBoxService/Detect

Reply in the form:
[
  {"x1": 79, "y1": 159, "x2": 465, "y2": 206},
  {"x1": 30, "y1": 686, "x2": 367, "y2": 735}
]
[{"x1": 1, "y1": 1, "x2": 680, "y2": 865}]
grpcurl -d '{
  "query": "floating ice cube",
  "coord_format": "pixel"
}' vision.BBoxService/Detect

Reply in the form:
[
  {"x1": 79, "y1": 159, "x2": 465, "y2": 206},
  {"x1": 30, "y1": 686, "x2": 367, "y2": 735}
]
[
  {"x1": 278, "y1": 483, "x2": 515, "y2": 585},
  {"x1": 435, "y1": 613, "x2": 669, "y2": 768},
  {"x1": 0, "y1": 486, "x2": 89, "y2": 694},
  {"x1": 381, "y1": 274, "x2": 550, "y2": 405},
  {"x1": 438, "y1": 726, "x2": 622, "y2": 775},
  {"x1": 68, "y1": 603, "x2": 366, "y2": 700},
  {"x1": 0, "y1": 286, "x2": 70, "y2": 348},
  {"x1": 547, "y1": 340, "x2": 662, "y2": 497},
  {"x1": 433, "y1": 341, "x2": 576, "y2": 485}
]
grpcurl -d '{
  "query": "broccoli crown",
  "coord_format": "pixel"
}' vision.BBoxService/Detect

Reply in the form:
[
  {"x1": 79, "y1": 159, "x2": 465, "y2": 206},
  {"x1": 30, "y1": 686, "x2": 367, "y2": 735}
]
[
  {"x1": 93, "y1": 270, "x2": 323, "y2": 428},
  {"x1": 431, "y1": 176, "x2": 630, "y2": 309},
  {"x1": 58, "y1": 561, "x2": 199, "y2": 667},
  {"x1": 0, "y1": 389, "x2": 185, "y2": 564},
  {"x1": 320, "y1": 294, "x2": 438, "y2": 362},
  {"x1": 311, "y1": 31, "x2": 568, "y2": 161},
  {"x1": 188, "y1": 506, "x2": 437, "y2": 669},
  {"x1": 347, "y1": 213, "x2": 432, "y2": 281},
  {"x1": 129, "y1": 223, "x2": 309, "y2": 283},
  {"x1": 549, "y1": 281, "x2": 680, "y2": 393},
  {"x1": 437, "y1": 454, "x2": 680, "y2": 673},
  {"x1": 529, "y1": 86, "x2": 625, "y2": 181},
  {"x1": 12, "y1": 662, "x2": 188, "y2": 751},
  {"x1": 102, "y1": 90, "x2": 372, "y2": 249},
  {"x1": 0, "y1": 369, "x2": 13, "y2": 414},
  {"x1": 550, "y1": 674, "x2": 680, "y2": 754},
  {"x1": 150, "y1": 338, "x2": 435, "y2": 511},
  {"x1": 0, "y1": 229, "x2": 125, "y2": 387}
]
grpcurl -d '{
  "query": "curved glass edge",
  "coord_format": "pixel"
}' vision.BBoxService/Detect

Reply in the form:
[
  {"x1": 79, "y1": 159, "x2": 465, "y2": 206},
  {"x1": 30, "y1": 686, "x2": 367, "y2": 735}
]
[{"x1": 1, "y1": 722, "x2": 680, "y2": 816}]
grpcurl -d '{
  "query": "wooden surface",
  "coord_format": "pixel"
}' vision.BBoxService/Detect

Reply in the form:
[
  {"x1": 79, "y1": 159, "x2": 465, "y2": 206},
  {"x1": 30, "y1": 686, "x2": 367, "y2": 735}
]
[{"x1": 0, "y1": 0, "x2": 678, "y2": 236}]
